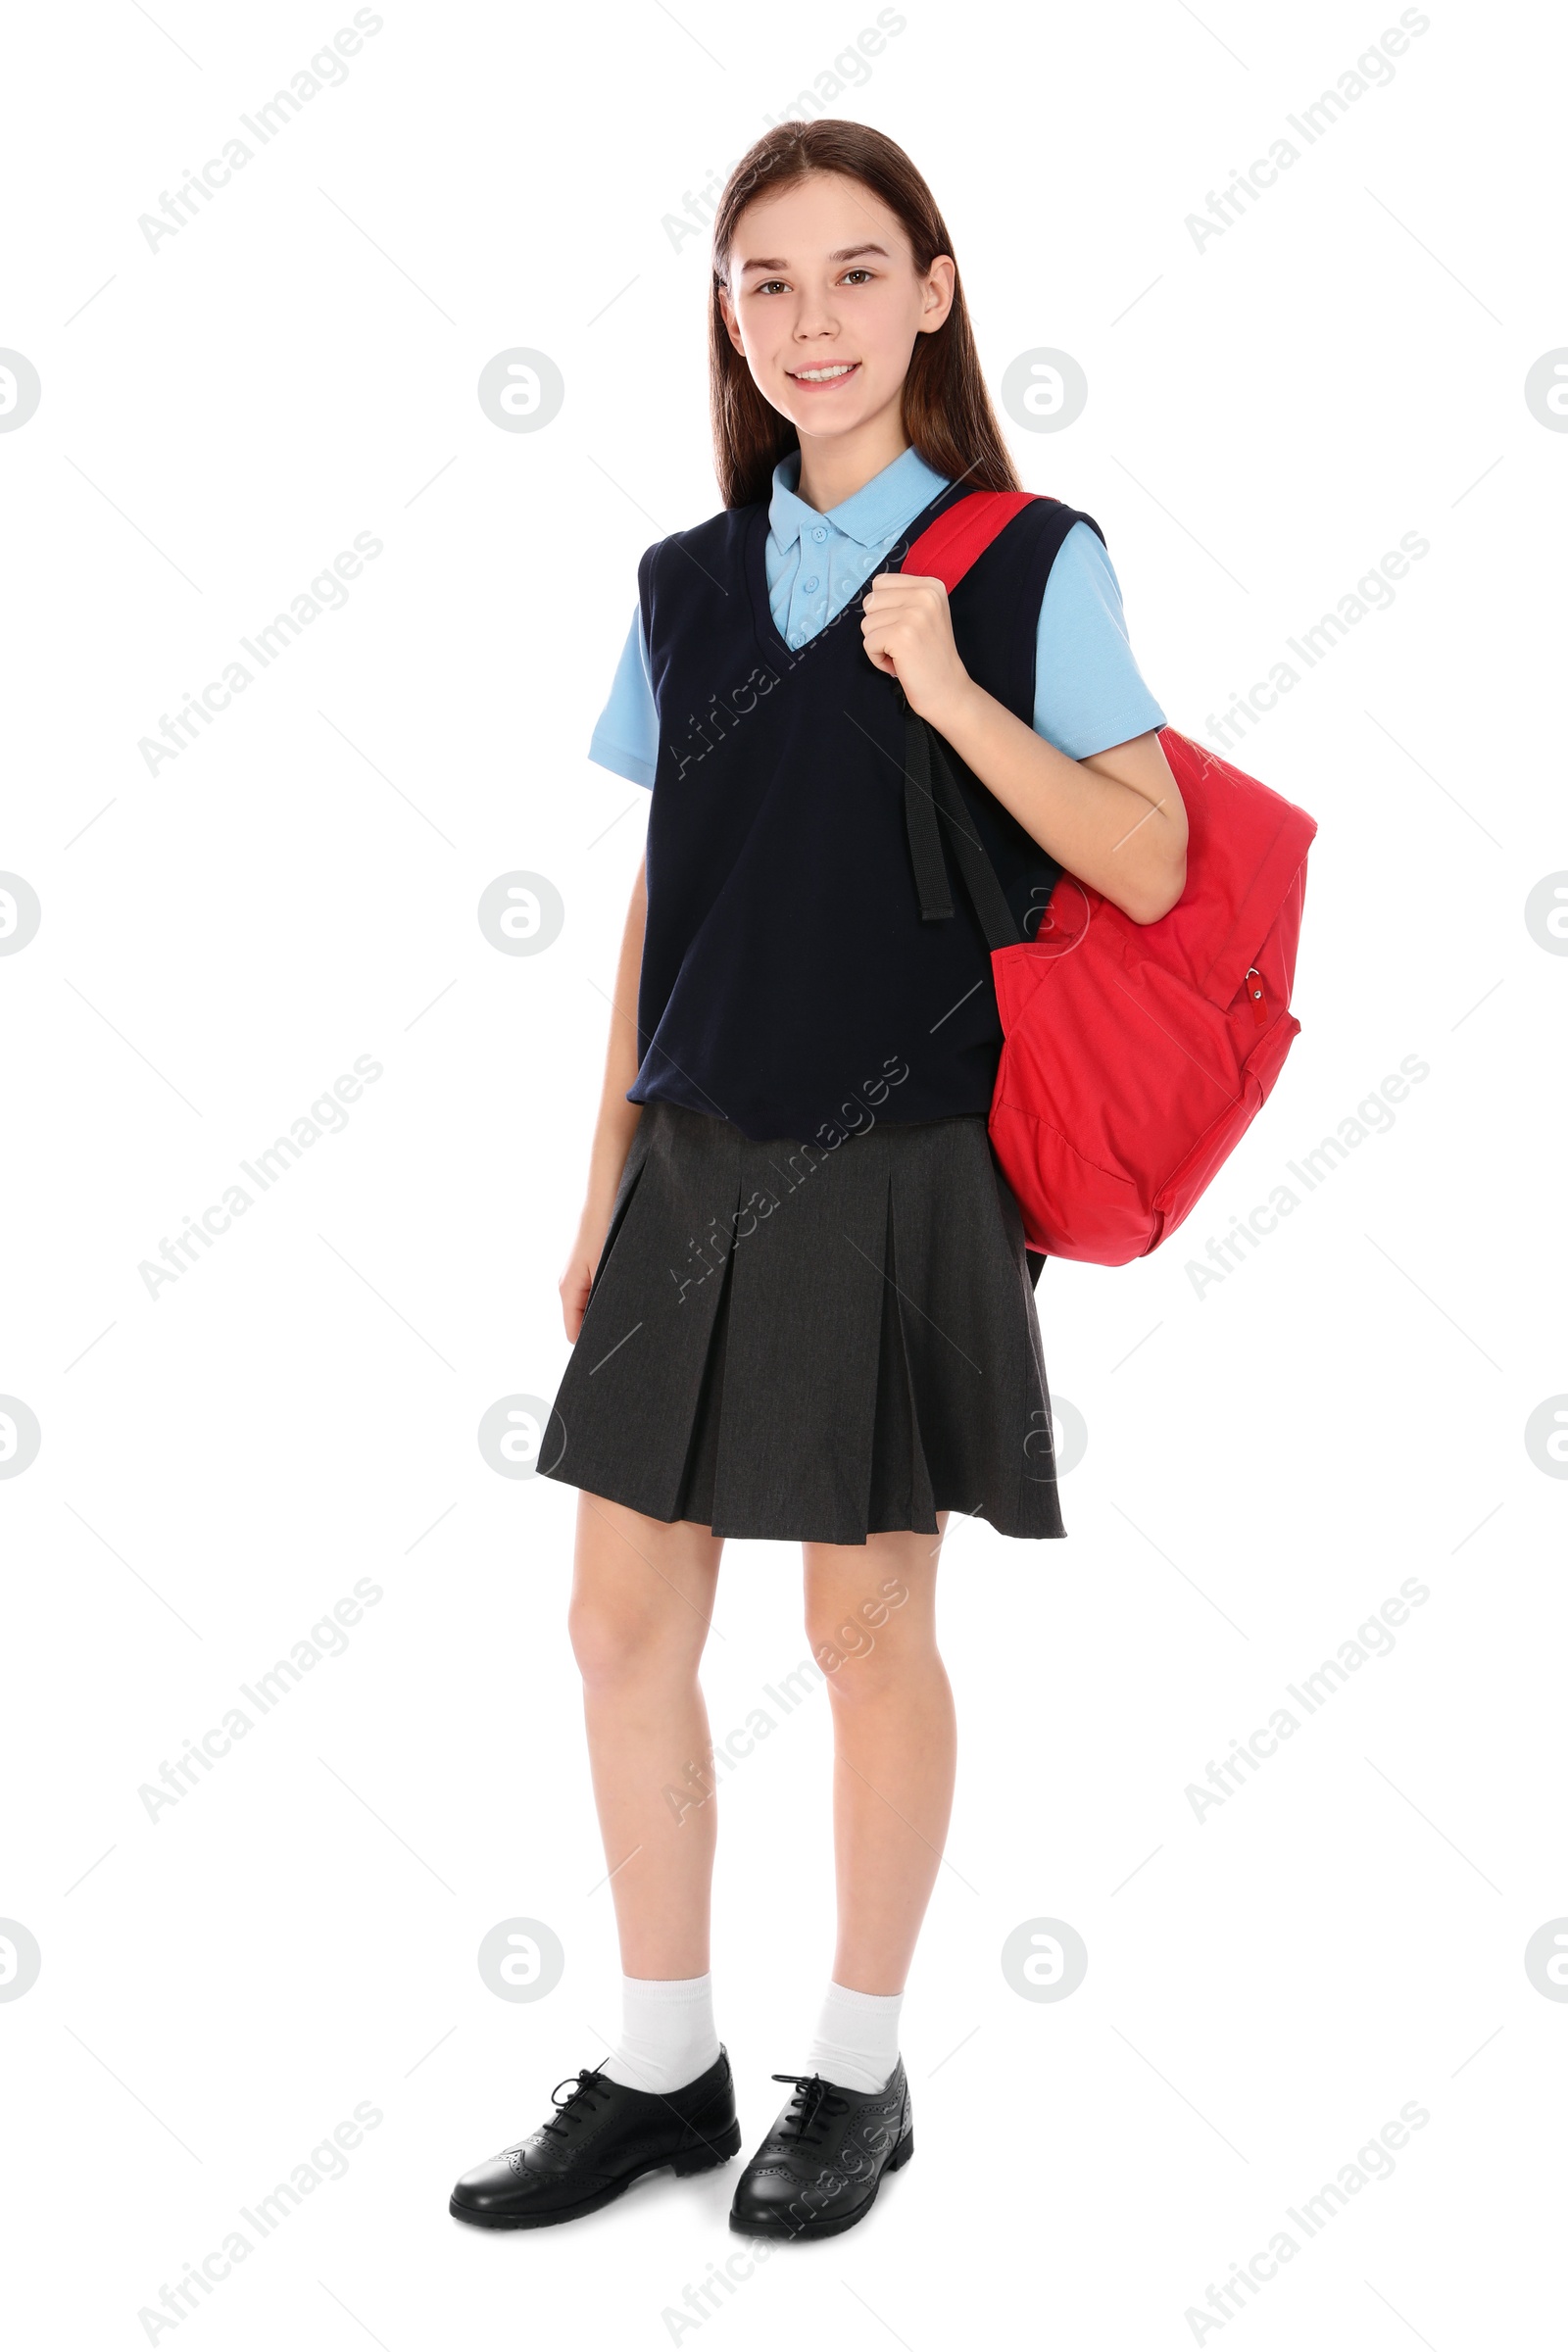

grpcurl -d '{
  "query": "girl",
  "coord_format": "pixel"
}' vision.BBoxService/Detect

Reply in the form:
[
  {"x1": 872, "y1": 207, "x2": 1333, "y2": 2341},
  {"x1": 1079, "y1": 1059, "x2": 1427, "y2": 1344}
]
[{"x1": 451, "y1": 119, "x2": 1186, "y2": 2239}]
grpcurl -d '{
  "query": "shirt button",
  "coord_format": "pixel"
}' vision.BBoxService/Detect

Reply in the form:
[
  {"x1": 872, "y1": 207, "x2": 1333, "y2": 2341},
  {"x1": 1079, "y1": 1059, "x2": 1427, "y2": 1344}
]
[
  {"x1": 811, "y1": 525, "x2": 827, "y2": 542},
  {"x1": 803, "y1": 576, "x2": 818, "y2": 592},
  {"x1": 791, "y1": 631, "x2": 805, "y2": 646}
]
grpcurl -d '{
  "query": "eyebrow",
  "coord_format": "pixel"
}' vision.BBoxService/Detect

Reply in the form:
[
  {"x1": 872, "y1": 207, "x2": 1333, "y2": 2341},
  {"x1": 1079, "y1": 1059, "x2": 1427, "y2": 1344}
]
[{"x1": 737, "y1": 242, "x2": 891, "y2": 276}]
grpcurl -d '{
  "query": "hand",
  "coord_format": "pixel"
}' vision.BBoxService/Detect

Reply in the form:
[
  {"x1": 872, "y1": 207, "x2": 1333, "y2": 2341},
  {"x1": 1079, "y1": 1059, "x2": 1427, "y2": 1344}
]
[
  {"x1": 559, "y1": 1200, "x2": 612, "y2": 1342},
  {"x1": 860, "y1": 571, "x2": 975, "y2": 729}
]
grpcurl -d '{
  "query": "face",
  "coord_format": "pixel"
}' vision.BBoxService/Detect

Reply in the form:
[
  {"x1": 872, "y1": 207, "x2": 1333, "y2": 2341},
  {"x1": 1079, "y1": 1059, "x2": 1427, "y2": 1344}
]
[{"x1": 717, "y1": 172, "x2": 955, "y2": 445}]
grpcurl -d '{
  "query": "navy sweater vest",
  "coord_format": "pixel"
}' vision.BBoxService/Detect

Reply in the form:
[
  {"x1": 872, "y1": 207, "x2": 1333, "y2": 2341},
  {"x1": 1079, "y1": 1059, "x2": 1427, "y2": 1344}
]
[{"x1": 632, "y1": 478, "x2": 1102, "y2": 1143}]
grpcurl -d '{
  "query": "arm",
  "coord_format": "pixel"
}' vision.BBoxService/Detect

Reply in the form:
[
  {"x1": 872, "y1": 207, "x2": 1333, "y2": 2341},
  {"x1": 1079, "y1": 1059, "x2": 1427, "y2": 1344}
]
[
  {"x1": 559, "y1": 851, "x2": 646, "y2": 1343},
  {"x1": 861, "y1": 575, "x2": 1188, "y2": 926}
]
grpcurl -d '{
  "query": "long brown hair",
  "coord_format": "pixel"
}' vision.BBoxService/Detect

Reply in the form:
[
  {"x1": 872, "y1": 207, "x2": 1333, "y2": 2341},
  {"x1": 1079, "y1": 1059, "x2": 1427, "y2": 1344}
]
[{"x1": 708, "y1": 121, "x2": 1021, "y2": 511}]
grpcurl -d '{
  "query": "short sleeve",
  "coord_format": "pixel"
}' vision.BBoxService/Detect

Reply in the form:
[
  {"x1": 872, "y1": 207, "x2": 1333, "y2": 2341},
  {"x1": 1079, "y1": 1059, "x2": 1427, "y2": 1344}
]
[
  {"x1": 1032, "y1": 521, "x2": 1166, "y2": 760},
  {"x1": 588, "y1": 605, "x2": 659, "y2": 788}
]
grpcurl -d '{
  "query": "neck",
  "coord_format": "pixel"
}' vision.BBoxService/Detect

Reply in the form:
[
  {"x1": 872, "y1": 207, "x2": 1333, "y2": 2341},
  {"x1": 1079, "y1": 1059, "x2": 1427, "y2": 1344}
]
[{"x1": 794, "y1": 408, "x2": 910, "y2": 514}]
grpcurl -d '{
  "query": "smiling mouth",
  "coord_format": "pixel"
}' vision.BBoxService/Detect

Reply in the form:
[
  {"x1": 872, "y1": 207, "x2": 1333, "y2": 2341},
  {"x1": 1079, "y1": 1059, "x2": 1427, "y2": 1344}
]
[{"x1": 787, "y1": 362, "x2": 860, "y2": 385}]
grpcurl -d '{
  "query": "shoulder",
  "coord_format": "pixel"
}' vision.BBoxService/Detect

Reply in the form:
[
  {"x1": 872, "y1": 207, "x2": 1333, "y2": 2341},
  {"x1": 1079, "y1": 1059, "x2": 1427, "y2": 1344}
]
[
  {"x1": 1042, "y1": 514, "x2": 1125, "y2": 603},
  {"x1": 988, "y1": 496, "x2": 1109, "y2": 595},
  {"x1": 1056, "y1": 512, "x2": 1115, "y2": 566},
  {"x1": 1025, "y1": 499, "x2": 1108, "y2": 560},
  {"x1": 1028, "y1": 507, "x2": 1166, "y2": 753}
]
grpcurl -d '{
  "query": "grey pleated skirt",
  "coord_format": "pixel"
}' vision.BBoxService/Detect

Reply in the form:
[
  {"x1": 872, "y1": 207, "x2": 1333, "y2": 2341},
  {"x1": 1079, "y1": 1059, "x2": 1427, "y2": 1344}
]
[{"x1": 537, "y1": 1101, "x2": 1066, "y2": 1544}]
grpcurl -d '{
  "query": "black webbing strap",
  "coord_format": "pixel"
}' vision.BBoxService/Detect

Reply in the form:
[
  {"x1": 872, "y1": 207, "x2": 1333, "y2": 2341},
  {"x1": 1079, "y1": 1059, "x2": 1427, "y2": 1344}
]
[
  {"x1": 901, "y1": 697, "x2": 1021, "y2": 953},
  {"x1": 902, "y1": 704, "x2": 955, "y2": 920}
]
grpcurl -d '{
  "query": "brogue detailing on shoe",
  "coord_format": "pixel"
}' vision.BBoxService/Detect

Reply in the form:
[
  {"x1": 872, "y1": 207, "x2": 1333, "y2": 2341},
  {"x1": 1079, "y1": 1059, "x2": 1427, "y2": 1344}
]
[
  {"x1": 731, "y1": 2061, "x2": 911, "y2": 2230},
  {"x1": 454, "y1": 2051, "x2": 740, "y2": 2229}
]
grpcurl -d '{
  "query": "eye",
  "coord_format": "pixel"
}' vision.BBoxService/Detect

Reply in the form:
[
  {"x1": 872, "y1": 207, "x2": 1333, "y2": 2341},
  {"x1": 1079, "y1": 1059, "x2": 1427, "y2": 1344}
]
[
  {"x1": 755, "y1": 278, "x2": 788, "y2": 296},
  {"x1": 841, "y1": 268, "x2": 874, "y2": 285}
]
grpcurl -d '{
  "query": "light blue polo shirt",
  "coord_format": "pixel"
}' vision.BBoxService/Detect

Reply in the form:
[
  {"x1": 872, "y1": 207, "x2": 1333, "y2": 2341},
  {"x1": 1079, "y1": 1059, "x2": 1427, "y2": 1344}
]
[{"x1": 589, "y1": 444, "x2": 1165, "y2": 788}]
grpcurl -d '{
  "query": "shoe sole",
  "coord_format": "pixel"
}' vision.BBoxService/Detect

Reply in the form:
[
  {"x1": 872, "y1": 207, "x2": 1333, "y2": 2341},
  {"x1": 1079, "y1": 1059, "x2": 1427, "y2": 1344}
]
[
  {"x1": 727, "y1": 2126, "x2": 913, "y2": 2240},
  {"x1": 451, "y1": 2118, "x2": 742, "y2": 2230}
]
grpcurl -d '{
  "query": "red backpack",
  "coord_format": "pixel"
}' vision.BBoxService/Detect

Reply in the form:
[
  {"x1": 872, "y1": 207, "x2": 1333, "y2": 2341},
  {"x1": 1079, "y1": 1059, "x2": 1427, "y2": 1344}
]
[{"x1": 899, "y1": 491, "x2": 1317, "y2": 1267}]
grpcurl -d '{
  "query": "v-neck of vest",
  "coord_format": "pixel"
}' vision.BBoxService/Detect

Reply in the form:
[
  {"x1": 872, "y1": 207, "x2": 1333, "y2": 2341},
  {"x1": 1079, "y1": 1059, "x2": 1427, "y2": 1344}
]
[{"x1": 742, "y1": 479, "x2": 972, "y2": 676}]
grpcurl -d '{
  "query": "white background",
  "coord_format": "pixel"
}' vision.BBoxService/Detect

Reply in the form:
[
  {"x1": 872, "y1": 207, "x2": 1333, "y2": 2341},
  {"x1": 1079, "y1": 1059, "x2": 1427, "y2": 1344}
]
[{"x1": 3, "y1": 0, "x2": 1565, "y2": 2344}]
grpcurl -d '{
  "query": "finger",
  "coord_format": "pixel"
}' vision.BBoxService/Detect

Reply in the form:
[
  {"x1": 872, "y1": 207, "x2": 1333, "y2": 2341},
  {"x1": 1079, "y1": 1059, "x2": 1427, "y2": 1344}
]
[{"x1": 864, "y1": 581, "x2": 942, "y2": 617}]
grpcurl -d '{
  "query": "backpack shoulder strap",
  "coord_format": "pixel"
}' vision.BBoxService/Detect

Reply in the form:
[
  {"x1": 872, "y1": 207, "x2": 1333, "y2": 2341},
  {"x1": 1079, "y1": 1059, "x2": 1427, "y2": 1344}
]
[
  {"x1": 899, "y1": 489, "x2": 1043, "y2": 591},
  {"x1": 897, "y1": 490, "x2": 1049, "y2": 953},
  {"x1": 905, "y1": 712, "x2": 1020, "y2": 951}
]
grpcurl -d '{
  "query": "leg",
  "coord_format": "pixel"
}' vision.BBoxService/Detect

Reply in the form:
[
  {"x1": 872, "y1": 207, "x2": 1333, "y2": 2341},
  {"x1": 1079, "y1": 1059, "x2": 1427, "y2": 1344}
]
[
  {"x1": 449, "y1": 1491, "x2": 738, "y2": 2226},
  {"x1": 724, "y1": 1520, "x2": 947, "y2": 2236},
  {"x1": 802, "y1": 1514, "x2": 956, "y2": 1995},
  {"x1": 566, "y1": 1490, "x2": 723, "y2": 1978}
]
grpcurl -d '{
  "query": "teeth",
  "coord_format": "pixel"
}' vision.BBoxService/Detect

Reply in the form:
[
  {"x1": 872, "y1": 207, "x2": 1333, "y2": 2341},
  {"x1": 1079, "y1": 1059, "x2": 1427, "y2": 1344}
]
[{"x1": 793, "y1": 364, "x2": 856, "y2": 381}]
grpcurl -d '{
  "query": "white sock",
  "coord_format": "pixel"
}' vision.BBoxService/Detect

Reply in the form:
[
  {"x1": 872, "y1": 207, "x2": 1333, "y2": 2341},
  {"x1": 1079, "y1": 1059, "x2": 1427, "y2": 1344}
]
[
  {"x1": 803, "y1": 1980, "x2": 904, "y2": 2094},
  {"x1": 600, "y1": 1972, "x2": 720, "y2": 2096}
]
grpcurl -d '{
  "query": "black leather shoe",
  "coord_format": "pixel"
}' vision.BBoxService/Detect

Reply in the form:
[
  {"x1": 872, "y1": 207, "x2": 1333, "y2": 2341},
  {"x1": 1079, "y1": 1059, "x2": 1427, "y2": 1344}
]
[
  {"x1": 728, "y1": 2057, "x2": 912, "y2": 2239},
  {"x1": 450, "y1": 2046, "x2": 740, "y2": 2229}
]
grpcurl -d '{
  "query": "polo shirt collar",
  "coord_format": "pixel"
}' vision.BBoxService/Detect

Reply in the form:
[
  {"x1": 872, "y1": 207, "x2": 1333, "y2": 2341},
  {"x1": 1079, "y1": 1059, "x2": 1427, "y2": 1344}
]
[{"x1": 768, "y1": 443, "x2": 951, "y2": 554}]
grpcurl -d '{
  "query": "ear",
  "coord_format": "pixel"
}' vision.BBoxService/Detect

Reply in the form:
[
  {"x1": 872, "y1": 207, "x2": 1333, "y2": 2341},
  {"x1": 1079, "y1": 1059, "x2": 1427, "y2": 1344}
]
[
  {"x1": 716, "y1": 284, "x2": 747, "y2": 357},
  {"x1": 918, "y1": 253, "x2": 956, "y2": 334}
]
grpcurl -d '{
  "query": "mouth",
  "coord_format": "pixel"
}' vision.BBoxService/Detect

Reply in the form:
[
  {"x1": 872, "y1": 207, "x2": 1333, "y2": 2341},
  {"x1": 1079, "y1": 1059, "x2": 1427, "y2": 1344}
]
[{"x1": 786, "y1": 361, "x2": 861, "y2": 390}]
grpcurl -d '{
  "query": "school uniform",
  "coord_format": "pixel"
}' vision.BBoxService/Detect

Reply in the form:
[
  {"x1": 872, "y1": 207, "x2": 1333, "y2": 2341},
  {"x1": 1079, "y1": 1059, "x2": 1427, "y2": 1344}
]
[{"x1": 539, "y1": 447, "x2": 1165, "y2": 1544}]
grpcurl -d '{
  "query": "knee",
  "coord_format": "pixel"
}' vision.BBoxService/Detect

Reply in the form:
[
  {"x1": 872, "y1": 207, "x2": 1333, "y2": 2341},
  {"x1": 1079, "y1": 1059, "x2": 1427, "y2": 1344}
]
[
  {"x1": 568, "y1": 1590, "x2": 699, "y2": 1692},
  {"x1": 804, "y1": 1609, "x2": 932, "y2": 1700}
]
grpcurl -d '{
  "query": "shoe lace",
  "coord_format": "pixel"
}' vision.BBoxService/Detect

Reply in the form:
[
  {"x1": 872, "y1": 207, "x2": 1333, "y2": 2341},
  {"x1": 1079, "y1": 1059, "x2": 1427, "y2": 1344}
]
[
  {"x1": 538, "y1": 2067, "x2": 613, "y2": 2139},
  {"x1": 770, "y1": 2072, "x2": 851, "y2": 2149}
]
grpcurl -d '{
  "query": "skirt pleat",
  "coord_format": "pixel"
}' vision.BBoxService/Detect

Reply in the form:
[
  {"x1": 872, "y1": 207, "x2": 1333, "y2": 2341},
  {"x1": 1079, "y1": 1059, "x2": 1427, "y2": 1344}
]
[
  {"x1": 866, "y1": 1183, "x2": 939, "y2": 1537},
  {"x1": 539, "y1": 1102, "x2": 1065, "y2": 1544}
]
